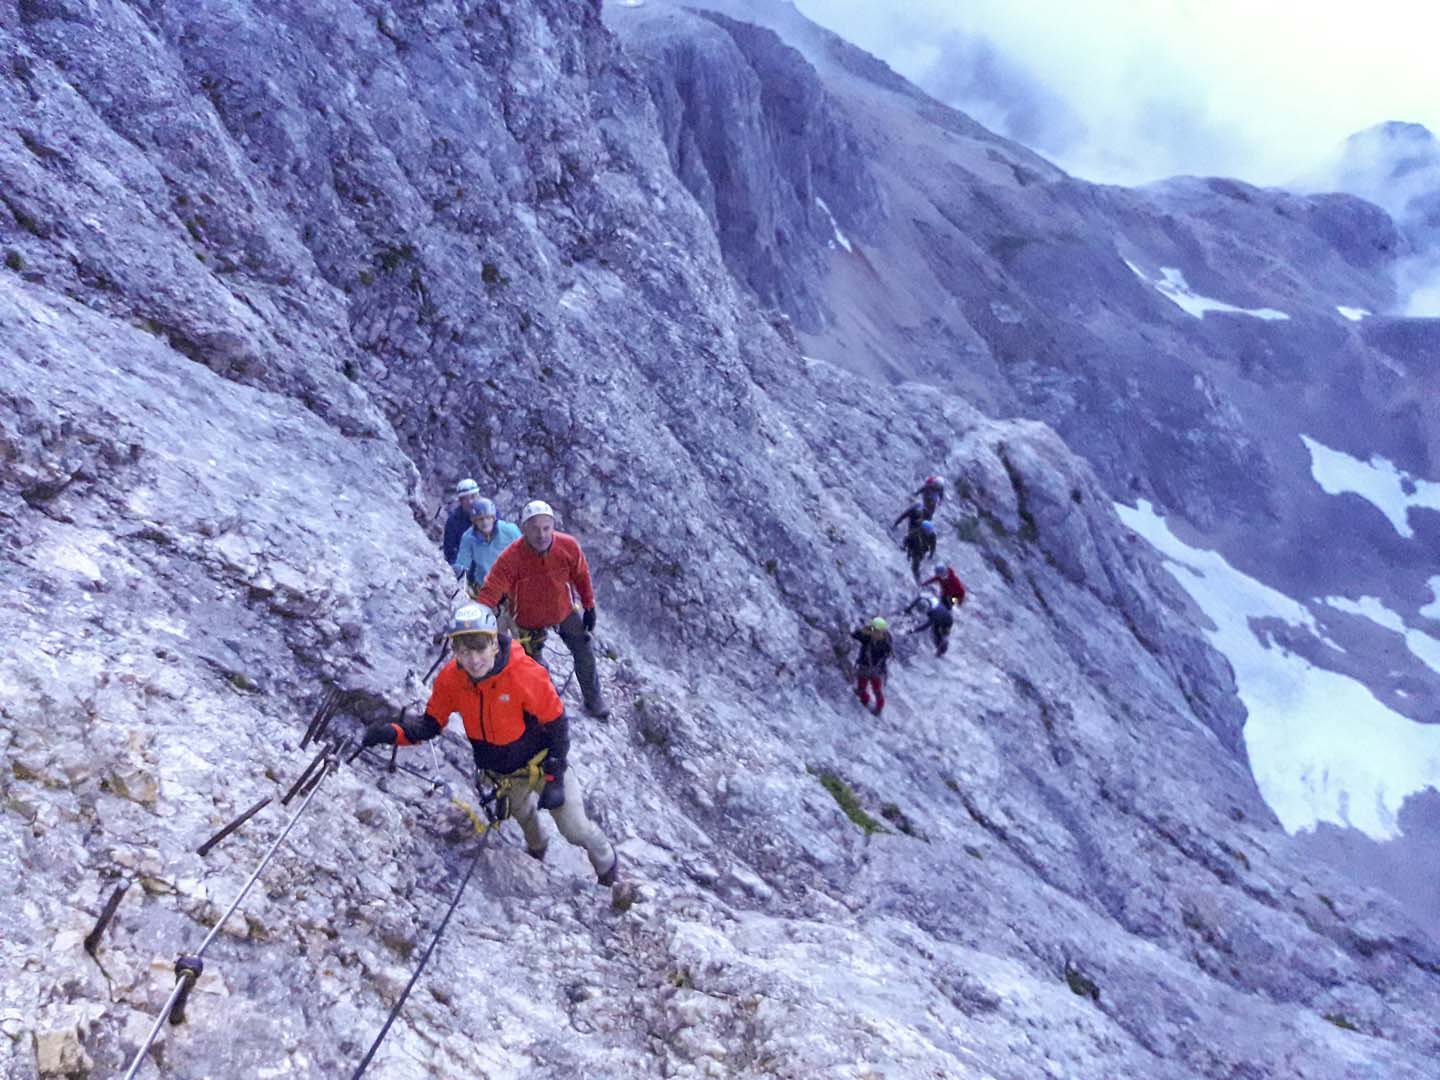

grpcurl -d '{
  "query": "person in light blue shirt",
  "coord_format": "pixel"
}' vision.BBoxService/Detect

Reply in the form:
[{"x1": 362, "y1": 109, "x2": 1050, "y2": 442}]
[{"x1": 453, "y1": 497, "x2": 521, "y2": 593}]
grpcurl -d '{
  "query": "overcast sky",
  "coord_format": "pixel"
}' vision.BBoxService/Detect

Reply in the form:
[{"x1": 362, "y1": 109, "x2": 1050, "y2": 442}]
[{"x1": 793, "y1": 0, "x2": 1440, "y2": 187}]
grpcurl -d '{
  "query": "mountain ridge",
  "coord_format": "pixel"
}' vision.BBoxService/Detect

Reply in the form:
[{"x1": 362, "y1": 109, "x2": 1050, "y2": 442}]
[{"x1": 4, "y1": 1, "x2": 1440, "y2": 1077}]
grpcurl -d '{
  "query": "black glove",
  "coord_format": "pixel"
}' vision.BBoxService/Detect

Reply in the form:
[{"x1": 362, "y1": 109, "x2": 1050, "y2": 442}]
[
  {"x1": 582, "y1": 607, "x2": 596, "y2": 634},
  {"x1": 538, "y1": 759, "x2": 567, "y2": 810},
  {"x1": 362, "y1": 722, "x2": 398, "y2": 749}
]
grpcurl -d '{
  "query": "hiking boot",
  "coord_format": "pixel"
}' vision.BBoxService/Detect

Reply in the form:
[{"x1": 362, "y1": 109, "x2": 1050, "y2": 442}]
[
  {"x1": 526, "y1": 845, "x2": 548, "y2": 862},
  {"x1": 583, "y1": 696, "x2": 612, "y2": 720},
  {"x1": 870, "y1": 703, "x2": 883, "y2": 717},
  {"x1": 597, "y1": 852, "x2": 620, "y2": 887},
  {"x1": 611, "y1": 880, "x2": 640, "y2": 914}
]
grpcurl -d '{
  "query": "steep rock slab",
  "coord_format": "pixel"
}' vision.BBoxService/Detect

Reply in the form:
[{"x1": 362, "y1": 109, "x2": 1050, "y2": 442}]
[{"x1": 3, "y1": 1, "x2": 1440, "y2": 1078}]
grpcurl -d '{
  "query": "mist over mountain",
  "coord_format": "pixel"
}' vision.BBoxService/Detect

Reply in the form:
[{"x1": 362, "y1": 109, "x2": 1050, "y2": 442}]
[
  {"x1": 4, "y1": 1, "x2": 1440, "y2": 1078},
  {"x1": 1298, "y1": 121, "x2": 1440, "y2": 315},
  {"x1": 794, "y1": 0, "x2": 1440, "y2": 189}
]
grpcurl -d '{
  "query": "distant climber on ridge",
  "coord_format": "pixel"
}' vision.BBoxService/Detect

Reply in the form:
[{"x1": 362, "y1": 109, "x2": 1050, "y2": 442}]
[
  {"x1": 908, "y1": 595, "x2": 954, "y2": 658},
  {"x1": 475, "y1": 500, "x2": 611, "y2": 719},
  {"x1": 914, "y1": 474, "x2": 946, "y2": 520},
  {"x1": 903, "y1": 519, "x2": 937, "y2": 583},
  {"x1": 893, "y1": 500, "x2": 926, "y2": 533},
  {"x1": 851, "y1": 616, "x2": 894, "y2": 716},
  {"x1": 361, "y1": 604, "x2": 620, "y2": 886},
  {"x1": 443, "y1": 478, "x2": 481, "y2": 566},
  {"x1": 919, "y1": 562, "x2": 967, "y2": 610},
  {"x1": 453, "y1": 497, "x2": 521, "y2": 594}
]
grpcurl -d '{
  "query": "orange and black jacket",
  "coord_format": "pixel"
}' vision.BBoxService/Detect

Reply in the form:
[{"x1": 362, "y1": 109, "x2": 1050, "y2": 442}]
[{"x1": 392, "y1": 636, "x2": 569, "y2": 774}]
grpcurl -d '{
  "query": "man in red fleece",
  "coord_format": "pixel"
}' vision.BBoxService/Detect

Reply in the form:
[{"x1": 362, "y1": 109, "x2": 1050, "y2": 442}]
[
  {"x1": 919, "y1": 563, "x2": 967, "y2": 610},
  {"x1": 475, "y1": 499, "x2": 611, "y2": 719}
]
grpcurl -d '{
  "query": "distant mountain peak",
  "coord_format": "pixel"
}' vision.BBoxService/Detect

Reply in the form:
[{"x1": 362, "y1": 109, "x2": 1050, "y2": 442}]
[
  {"x1": 1304, "y1": 122, "x2": 1440, "y2": 272},
  {"x1": 1352, "y1": 120, "x2": 1437, "y2": 144},
  {"x1": 1341, "y1": 122, "x2": 1439, "y2": 177}
]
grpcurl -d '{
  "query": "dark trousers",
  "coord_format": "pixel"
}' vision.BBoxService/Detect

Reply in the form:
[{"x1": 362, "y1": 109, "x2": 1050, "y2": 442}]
[
  {"x1": 906, "y1": 536, "x2": 935, "y2": 581},
  {"x1": 930, "y1": 624, "x2": 950, "y2": 657},
  {"x1": 522, "y1": 610, "x2": 602, "y2": 708}
]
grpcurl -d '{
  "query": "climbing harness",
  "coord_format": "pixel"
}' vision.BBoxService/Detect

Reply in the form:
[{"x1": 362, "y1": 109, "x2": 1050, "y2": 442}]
[
  {"x1": 121, "y1": 735, "x2": 350, "y2": 1079},
  {"x1": 516, "y1": 625, "x2": 548, "y2": 657},
  {"x1": 480, "y1": 749, "x2": 549, "y2": 812}
]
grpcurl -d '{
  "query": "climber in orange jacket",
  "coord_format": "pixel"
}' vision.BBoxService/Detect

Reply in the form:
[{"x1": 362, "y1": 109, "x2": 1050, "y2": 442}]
[{"x1": 362, "y1": 604, "x2": 620, "y2": 885}]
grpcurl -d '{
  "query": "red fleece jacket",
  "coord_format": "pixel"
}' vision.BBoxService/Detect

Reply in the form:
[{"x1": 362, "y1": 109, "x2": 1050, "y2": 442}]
[{"x1": 475, "y1": 531, "x2": 596, "y2": 628}]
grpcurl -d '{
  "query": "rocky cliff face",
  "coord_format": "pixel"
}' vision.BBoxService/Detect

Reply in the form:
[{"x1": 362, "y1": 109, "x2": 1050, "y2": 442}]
[
  {"x1": 5, "y1": 2, "x2": 1440, "y2": 1078},
  {"x1": 617, "y1": 0, "x2": 1440, "y2": 914}
]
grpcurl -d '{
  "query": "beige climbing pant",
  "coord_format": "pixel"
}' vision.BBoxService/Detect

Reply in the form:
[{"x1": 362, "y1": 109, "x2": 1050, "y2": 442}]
[{"x1": 508, "y1": 768, "x2": 615, "y2": 875}]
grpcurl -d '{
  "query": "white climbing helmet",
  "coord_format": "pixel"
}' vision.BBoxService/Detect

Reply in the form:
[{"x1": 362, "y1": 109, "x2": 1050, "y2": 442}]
[
  {"x1": 456, "y1": 478, "x2": 480, "y2": 498},
  {"x1": 447, "y1": 603, "x2": 498, "y2": 639},
  {"x1": 520, "y1": 499, "x2": 556, "y2": 525}
]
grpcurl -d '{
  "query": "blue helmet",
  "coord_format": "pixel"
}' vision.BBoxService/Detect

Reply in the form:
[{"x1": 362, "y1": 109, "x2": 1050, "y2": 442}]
[
  {"x1": 468, "y1": 497, "x2": 497, "y2": 519},
  {"x1": 921, "y1": 520, "x2": 935, "y2": 534}
]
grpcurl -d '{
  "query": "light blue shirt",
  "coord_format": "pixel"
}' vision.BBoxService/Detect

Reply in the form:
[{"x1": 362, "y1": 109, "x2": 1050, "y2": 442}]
[{"x1": 453, "y1": 519, "x2": 521, "y2": 585}]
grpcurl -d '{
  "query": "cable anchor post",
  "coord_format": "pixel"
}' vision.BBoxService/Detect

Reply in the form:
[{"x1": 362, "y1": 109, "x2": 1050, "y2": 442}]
[{"x1": 168, "y1": 956, "x2": 204, "y2": 1026}]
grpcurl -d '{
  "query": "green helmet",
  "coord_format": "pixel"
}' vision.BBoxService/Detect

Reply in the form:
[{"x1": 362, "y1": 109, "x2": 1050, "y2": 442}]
[
  {"x1": 448, "y1": 603, "x2": 497, "y2": 640},
  {"x1": 870, "y1": 616, "x2": 888, "y2": 631}
]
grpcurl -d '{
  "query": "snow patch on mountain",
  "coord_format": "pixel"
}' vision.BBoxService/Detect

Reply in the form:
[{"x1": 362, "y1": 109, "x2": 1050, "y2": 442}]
[
  {"x1": 1302, "y1": 435, "x2": 1440, "y2": 539},
  {"x1": 815, "y1": 196, "x2": 853, "y2": 253},
  {"x1": 1336, "y1": 305, "x2": 1371, "y2": 321},
  {"x1": 1118, "y1": 499, "x2": 1440, "y2": 840},
  {"x1": 1124, "y1": 261, "x2": 1290, "y2": 320},
  {"x1": 1322, "y1": 595, "x2": 1440, "y2": 675}
]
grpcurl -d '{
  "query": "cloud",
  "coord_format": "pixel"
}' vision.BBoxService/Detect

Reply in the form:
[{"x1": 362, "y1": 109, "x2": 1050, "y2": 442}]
[
  {"x1": 793, "y1": 0, "x2": 1440, "y2": 188},
  {"x1": 1295, "y1": 123, "x2": 1440, "y2": 315}
]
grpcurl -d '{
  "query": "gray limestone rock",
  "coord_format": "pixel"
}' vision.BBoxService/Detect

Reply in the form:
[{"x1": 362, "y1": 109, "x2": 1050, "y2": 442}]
[{"x1": 1, "y1": 2, "x2": 1439, "y2": 1079}]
